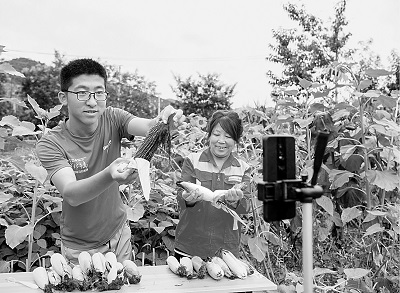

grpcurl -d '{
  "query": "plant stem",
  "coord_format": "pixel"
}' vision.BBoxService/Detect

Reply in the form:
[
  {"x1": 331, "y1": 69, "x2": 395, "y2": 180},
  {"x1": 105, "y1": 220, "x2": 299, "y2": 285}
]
[
  {"x1": 358, "y1": 96, "x2": 371, "y2": 209},
  {"x1": 27, "y1": 179, "x2": 38, "y2": 272}
]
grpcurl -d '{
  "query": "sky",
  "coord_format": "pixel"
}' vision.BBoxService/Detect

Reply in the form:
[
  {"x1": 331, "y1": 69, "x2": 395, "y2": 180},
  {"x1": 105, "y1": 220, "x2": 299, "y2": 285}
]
[{"x1": 1, "y1": 0, "x2": 399, "y2": 109}]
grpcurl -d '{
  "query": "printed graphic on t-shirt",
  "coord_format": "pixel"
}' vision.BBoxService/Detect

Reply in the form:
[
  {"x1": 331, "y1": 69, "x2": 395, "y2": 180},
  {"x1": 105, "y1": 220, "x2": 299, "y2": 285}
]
[
  {"x1": 103, "y1": 139, "x2": 111, "y2": 152},
  {"x1": 68, "y1": 158, "x2": 88, "y2": 173}
]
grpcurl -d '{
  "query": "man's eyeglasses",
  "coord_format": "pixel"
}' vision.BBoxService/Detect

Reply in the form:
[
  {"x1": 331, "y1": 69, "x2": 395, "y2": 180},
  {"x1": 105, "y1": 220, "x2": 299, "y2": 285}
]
[{"x1": 64, "y1": 90, "x2": 109, "y2": 101}]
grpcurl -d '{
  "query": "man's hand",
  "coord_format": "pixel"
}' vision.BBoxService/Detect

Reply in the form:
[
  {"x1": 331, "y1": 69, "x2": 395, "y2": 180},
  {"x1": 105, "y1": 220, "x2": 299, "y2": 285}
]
[
  {"x1": 110, "y1": 158, "x2": 138, "y2": 185},
  {"x1": 158, "y1": 105, "x2": 185, "y2": 127}
]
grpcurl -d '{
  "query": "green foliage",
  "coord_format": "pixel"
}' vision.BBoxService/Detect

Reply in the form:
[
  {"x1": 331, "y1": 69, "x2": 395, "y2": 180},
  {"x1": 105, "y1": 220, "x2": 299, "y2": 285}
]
[
  {"x1": 104, "y1": 64, "x2": 160, "y2": 118},
  {"x1": 267, "y1": 1, "x2": 351, "y2": 87},
  {"x1": 19, "y1": 54, "x2": 66, "y2": 128},
  {"x1": 171, "y1": 73, "x2": 234, "y2": 119}
]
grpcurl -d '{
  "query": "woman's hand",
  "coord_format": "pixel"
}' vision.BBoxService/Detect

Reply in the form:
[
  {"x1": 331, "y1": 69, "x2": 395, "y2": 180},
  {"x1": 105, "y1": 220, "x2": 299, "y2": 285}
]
[
  {"x1": 181, "y1": 189, "x2": 202, "y2": 205},
  {"x1": 223, "y1": 188, "x2": 244, "y2": 207}
]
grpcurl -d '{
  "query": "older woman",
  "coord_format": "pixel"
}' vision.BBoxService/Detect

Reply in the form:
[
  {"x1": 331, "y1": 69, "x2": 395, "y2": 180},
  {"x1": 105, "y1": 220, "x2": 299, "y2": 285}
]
[{"x1": 174, "y1": 110, "x2": 251, "y2": 260}]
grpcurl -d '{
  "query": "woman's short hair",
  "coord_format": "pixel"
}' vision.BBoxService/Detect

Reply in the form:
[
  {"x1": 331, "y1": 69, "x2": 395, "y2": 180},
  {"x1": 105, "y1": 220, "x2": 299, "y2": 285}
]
[
  {"x1": 60, "y1": 58, "x2": 107, "y2": 91},
  {"x1": 207, "y1": 110, "x2": 243, "y2": 143}
]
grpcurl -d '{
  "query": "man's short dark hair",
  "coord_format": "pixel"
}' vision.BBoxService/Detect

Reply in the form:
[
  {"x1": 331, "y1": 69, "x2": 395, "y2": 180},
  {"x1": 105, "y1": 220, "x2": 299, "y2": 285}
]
[{"x1": 60, "y1": 58, "x2": 107, "y2": 91}]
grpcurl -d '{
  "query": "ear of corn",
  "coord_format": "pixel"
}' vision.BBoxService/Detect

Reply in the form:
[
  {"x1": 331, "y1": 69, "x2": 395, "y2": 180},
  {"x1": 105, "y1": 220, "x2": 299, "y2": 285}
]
[
  {"x1": 32, "y1": 266, "x2": 49, "y2": 290},
  {"x1": 219, "y1": 249, "x2": 247, "y2": 279},
  {"x1": 134, "y1": 114, "x2": 176, "y2": 162},
  {"x1": 72, "y1": 265, "x2": 85, "y2": 282},
  {"x1": 104, "y1": 251, "x2": 118, "y2": 271},
  {"x1": 47, "y1": 269, "x2": 62, "y2": 285},
  {"x1": 107, "y1": 266, "x2": 118, "y2": 284},
  {"x1": 50, "y1": 253, "x2": 71, "y2": 278},
  {"x1": 115, "y1": 262, "x2": 124, "y2": 274},
  {"x1": 237, "y1": 258, "x2": 255, "y2": 275},
  {"x1": 191, "y1": 256, "x2": 207, "y2": 279},
  {"x1": 211, "y1": 256, "x2": 235, "y2": 279},
  {"x1": 167, "y1": 255, "x2": 187, "y2": 277},
  {"x1": 179, "y1": 256, "x2": 194, "y2": 279},
  {"x1": 78, "y1": 251, "x2": 92, "y2": 276},
  {"x1": 92, "y1": 252, "x2": 106, "y2": 274},
  {"x1": 205, "y1": 259, "x2": 224, "y2": 280},
  {"x1": 122, "y1": 259, "x2": 141, "y2": 284}
]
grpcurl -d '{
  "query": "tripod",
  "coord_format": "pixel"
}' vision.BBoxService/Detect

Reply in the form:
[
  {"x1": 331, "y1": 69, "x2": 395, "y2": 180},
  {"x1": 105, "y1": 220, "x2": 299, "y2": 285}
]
[{"x1": 257, "y1": 132, "x2": 328, "y2": 293}]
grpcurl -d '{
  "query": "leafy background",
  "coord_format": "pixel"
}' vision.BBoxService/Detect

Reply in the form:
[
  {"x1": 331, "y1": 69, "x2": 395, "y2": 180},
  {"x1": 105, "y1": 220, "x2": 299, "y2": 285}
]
[{"x1": 0, "y1": 1, "x2": 399, "y2": 292}]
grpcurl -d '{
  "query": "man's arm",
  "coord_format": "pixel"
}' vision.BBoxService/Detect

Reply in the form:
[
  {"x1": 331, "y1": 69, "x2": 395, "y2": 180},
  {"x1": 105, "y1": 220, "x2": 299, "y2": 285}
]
[
  {"x1": 52, "y1": 158, "x2": 137, "y2": 207},
  {"x1": 127, "y1": 117, "x2": 156, "y2": 137},
  {"x1": 127, "y1": 105, "x2": 184, "y2": 137}
]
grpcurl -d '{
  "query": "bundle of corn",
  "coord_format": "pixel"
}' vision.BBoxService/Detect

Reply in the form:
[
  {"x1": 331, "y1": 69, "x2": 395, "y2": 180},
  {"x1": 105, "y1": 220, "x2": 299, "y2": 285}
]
[{"x1": 134, "y1": 114, "x2": 177, "y2": 162}]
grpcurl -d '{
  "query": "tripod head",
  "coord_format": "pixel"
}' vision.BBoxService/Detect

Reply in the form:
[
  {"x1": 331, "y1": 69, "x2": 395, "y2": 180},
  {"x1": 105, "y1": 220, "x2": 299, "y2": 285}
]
[{"x1": 257, "y1": 132, "x2": 329, "y2": 222}]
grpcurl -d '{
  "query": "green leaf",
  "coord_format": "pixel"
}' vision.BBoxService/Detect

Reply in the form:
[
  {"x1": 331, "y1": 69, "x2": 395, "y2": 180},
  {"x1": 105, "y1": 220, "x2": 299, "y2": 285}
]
[
  {"x1": 329, "y1": 169, "x2": 354, "y2": 189},
  {"x1": 298, "y1": 77, "x2": 312, "y2": 89},
  {"x1": 374, "y1": 118, "x2": 400, "y2": 135},
  {"x1": 27, "y1": 95, "x2": 47, "y2": 119},
  {"x1": 312, "y1": 90, "x2": 330, "y2": 98},
  {"x1": 0, "y1": 63, "x2": 25, "y2": 78},
  {"x1": 283, "y1": 89, "x2": 298, "y2": 96},
  {"x1": 248, "y1": 235, "x2": 268, "y2": 262},
  {"x1": 293, "y1": 117, "x2": 313, "y2": 128},
  {"x1": 0, "y1": 217, "x2": 9, "y2": 227},
  {"x1": 25, "y1": 162, "x2": 48, "y2": 185},
  {"x1": 37, "y1": 239, "x2": 47, "y2": 249},
  {"x1": 316, "y1": 195, "x2": 333, "y2": 216},
  {"x1": 126, "y1": 203, "x2": 145, "y2": 222},
  {"x1": 5, "y1": 224, "x2": 34, "y2": 249},
  {"x1": 374, "y1": 95, "x2": 397, "y2": 108},
  {"x1": 367, "y1": 210, "x2": 388, "y2": 217},
  {"x1": 341, "y1": 207, "x2": 362, "y2": 225},
  {"x1": 365, "y1": 170, "x2": 399, "y2": 191},
  {"x1": 33, "y1": 224, "x2": 47, "y2": 239},
  {"x1": 343, "y1": 154, "x2": 364, "y2": 172},
  {"x1": 0, "y1": 191, "x2": 13, "y2": 204},
  {"x1": 331, "y1": 108, "x2": 351, "y2": 121},
  {"x1": 308, "y1": 103, "x2": 326, "y2": 113},
  {"x1": 263, "y1": 231, "x2": 280, "y2": 246},
  {"x1": 363, "y1": 223, "x2": 384, "y2": 237},
  {"x1": 0, "y1": 115, "x2": 20, "y2": 127},
  {"x1": 153, "y1": 221, "x2": 173, "y2": 233},
  {"x1": 313, "y1": 267, "x2": 337, "y2": 277},
  {"x1": 364, "y1": 68, "x2": 393, "y2": 77},
  {"x1": 12, "y1": 126, "x2": 37, "y2": 136},
  {"x1": 152, "y1": 227, "x2": 165, "y2": 234},
  {"x1": 344, "y1": 268, "x2": 370, "y2": 279},
  {"x1": 358, "y1": 79, "x2": 372, "y2": 90},
  {"x1": 0, "y1": 261, "x2": 11, "y2": 273}
]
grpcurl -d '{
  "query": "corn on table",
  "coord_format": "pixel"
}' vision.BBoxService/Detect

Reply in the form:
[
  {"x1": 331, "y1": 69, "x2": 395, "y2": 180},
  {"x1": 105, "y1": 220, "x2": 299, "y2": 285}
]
[{"x1": 0, "y1": 265, "x2": 277, "y2": 293}]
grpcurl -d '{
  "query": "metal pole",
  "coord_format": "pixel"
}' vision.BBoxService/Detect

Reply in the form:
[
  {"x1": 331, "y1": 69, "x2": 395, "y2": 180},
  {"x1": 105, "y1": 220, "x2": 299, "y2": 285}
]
[{"x1": 302, "y1": 201, "x2": 313, "y2": 293}]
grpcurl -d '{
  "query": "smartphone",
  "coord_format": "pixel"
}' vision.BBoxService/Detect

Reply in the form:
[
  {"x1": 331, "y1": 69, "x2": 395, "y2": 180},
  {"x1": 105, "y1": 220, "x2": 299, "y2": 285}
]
[{"x1": 259, "y1": 135, "x2": 296, "y2": 221}]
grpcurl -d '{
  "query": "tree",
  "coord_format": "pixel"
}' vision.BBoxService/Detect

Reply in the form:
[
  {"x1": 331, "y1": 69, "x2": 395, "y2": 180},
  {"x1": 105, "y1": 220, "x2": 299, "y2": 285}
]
[
  {"x1": 104, "y1": 64, "x2": 160, "y2": 118},
  {"x1": 171, "y1": 73, "x2": 234, "y2": 118},
  {"x1": 19, "y1": 52, "x2": 67, "y2": 128},
  {"x1": 266, "y1": 0, "x2": 351, "y2": 88}
]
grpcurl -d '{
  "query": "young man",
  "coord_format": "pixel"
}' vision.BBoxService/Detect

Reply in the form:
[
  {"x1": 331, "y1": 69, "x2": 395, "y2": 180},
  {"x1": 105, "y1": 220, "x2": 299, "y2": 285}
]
[{"x1": 36, "y1": 58, "x2": 182, "y2": 264}]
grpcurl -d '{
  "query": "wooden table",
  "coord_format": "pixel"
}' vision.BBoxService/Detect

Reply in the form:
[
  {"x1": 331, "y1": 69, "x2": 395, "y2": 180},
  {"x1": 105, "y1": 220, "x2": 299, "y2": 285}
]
[{"x1": 0, "y1": 265, "x2": 277, "y2": 292}]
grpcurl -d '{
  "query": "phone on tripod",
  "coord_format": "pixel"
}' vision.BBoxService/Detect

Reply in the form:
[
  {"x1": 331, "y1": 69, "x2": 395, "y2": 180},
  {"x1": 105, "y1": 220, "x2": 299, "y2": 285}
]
[{"x1": 258, "y1": 135, "x2": 298, "y2": 222}]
